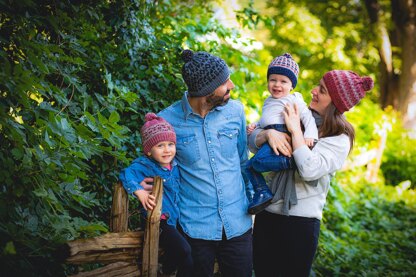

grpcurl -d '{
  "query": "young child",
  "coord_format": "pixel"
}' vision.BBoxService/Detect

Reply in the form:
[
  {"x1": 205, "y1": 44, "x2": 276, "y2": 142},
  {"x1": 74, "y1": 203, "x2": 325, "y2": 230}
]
[
  {"x1": 246, "y1": 53, "x2": 318, "y2": 215},
  {"x1": 119, "y1": 113, "x2": 192, "y2": 276}
]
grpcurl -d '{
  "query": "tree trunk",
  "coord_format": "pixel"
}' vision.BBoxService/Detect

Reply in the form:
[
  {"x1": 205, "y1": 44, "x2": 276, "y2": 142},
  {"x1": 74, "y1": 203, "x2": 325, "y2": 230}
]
[
  {"x1": 364, "y1": 0, "x2": 399, "y2": 109},
  {"x1": 392, "y1": 0, "x2": 416, "y2": 131},
  {"x1": 366, "y1": 0, "x2": 416, "y2": 132}
]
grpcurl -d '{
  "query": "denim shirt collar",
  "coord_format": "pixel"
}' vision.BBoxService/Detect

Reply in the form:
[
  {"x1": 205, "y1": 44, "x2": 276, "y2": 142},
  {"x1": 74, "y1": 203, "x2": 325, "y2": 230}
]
[{"x1": 181, "y1": 92, "x2": 193, "y2": 121}]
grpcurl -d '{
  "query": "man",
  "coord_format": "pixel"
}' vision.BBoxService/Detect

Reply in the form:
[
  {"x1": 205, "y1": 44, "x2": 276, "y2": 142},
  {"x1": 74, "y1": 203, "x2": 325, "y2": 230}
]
[{"x1": 158, "y1": 49, "x2": 253, "y2": 276}]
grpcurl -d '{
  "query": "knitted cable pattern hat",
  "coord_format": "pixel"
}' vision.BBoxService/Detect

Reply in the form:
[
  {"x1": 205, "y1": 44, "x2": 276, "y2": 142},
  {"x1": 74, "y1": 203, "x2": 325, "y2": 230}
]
[
  {"x1": 181, "y1": 49, "x2": 230, "y2": 97},
  {"x1": 267, "y1": 53, "x2": 300, "y2": 88},
  {"x1": 141, "y1": 113, "x2": 176, "y2": 154},
  {"x1": 323, "y1": 70, "x2": 374, "y2": 113}
]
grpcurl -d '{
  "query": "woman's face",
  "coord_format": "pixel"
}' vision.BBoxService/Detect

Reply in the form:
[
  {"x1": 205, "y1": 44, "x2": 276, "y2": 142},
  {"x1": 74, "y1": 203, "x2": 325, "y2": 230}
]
[{"x1": 309, "y1": 79, "x2": 332, "y2": 115}]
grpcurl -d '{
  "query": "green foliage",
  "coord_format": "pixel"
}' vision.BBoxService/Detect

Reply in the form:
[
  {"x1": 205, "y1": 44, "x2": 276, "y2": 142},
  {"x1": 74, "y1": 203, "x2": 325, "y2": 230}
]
[
  {"x1": 346, "y1": 99, "x2": 416, "y2": 188},
  {"x1": 315, "y1": 174, "x2": 416, "y2": 276},
  {"x1": 381, "y1": 117, "x2": 416, "y2": 189}
]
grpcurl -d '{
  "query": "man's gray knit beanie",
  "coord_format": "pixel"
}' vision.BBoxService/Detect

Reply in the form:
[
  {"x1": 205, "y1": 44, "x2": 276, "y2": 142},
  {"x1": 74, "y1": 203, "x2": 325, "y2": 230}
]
[{"x1": 181, "y1": 49, "x2": 230, "y2": 97}]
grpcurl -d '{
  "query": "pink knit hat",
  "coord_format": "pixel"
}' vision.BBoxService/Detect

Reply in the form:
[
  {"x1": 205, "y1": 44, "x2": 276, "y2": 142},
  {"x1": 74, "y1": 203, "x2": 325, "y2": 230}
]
[
  {"x1": 323, "y1": 70, "x2": 374, "y2": 113},
  {"x1": 140, "y1": 113, "x2": 176, "y2": 154}
]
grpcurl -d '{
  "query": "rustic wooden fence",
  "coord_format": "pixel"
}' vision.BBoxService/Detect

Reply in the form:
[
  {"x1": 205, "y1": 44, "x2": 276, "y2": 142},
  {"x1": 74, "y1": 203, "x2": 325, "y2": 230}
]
[{"x1": 62, "y1": 177, "x2": 164, "y2": 277}]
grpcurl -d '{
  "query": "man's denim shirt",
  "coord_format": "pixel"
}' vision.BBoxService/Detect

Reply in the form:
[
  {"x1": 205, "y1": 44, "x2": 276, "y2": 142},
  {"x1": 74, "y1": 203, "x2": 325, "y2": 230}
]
[
  {"x1": 158, "y1": 93, "x2": 252, "y2": 240},
  {"x1": 119, "y1": 156, "x2": 180, "y2": 227}
]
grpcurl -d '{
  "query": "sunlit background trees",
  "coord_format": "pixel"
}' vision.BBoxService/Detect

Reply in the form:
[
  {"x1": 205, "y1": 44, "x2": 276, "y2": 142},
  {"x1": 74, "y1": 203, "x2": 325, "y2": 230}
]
[{"x1": 0, "y1": 0, "x2": 414, "y2": 275}]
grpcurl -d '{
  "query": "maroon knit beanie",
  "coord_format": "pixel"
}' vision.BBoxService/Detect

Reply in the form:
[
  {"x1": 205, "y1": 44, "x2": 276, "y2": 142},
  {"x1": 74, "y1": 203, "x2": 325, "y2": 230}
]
[
  {"x1": 140, "y1": 113, "x2": 176, "y2": 154},
  {"x1": 323, "y1": 70, "x2": 374, "y2": 113}
]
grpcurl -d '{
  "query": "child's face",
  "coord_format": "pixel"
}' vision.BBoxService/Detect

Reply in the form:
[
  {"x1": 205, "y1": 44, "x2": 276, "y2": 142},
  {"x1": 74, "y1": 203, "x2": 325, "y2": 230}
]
[
  {"x1": 267, "y1": 74, "x2": 292, "y2": 99},
  {"x1": 148, "y1": 141, "x2": 176, "y2": 167}
]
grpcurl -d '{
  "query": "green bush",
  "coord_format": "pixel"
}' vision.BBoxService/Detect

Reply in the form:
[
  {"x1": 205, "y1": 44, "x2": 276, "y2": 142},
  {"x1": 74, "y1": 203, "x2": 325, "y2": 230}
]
[
  {"x1": 381, "y1": 117, "x2": 416, "y2": 188},
  {"x1": 315, "y1": 174, "x2": 416, "y2": 276},
  {"x1": 347, "y1": 99, "x2": 416, "y2": 188}
]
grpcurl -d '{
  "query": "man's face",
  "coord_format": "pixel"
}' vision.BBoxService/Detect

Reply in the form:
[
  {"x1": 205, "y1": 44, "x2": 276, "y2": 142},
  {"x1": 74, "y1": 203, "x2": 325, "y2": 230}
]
[{"x1": 206, "y1": 78, "x2": 235, "y2": 107}]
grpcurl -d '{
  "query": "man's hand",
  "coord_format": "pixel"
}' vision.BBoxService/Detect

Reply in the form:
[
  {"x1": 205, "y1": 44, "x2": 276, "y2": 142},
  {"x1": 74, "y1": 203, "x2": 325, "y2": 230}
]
[{"x1": 140, "y1": 177, "x2": 154, "y2": 191}]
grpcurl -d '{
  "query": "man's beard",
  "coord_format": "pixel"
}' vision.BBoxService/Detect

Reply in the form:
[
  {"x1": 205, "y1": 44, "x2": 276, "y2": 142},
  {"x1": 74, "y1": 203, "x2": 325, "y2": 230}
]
[{"x1": 207, "y1": 90, "x2": 230, "y2": 108}]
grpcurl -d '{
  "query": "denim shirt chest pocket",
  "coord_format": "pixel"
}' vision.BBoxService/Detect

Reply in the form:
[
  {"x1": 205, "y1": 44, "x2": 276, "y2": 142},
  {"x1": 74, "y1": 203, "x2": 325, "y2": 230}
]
[
  {"x1": 218, "y1": 128, "x2": 239, "y2": 158},
  {"x1": 176, "y1": 134, "x2": 201, "y2": 165}
]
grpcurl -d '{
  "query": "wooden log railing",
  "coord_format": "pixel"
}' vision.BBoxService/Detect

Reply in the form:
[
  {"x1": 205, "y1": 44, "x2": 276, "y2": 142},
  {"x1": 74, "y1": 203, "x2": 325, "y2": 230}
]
[
  {"x1": 142, "y1": 176, "x2": 163, "y2": 276},
  {"x1": 62, "y1": 178, "x2": 164, "y2": 277}
]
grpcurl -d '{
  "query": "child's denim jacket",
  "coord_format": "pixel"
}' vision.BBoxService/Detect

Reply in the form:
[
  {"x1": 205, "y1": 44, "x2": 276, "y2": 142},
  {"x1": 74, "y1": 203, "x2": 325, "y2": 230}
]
[{"x1": 119, "y1": 156, "x2": 180, "y2": 227}]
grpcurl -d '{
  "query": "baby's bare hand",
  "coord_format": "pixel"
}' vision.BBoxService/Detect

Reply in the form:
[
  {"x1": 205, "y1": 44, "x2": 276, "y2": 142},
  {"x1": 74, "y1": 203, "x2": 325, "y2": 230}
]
[{"x1": 246, "y1": 123, "x2": 257, "y2": 135}]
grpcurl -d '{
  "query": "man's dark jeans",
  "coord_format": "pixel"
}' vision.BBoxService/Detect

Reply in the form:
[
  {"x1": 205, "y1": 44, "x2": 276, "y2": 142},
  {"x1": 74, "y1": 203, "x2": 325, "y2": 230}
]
[{"x1": 182, "y1": 228, "x2": 253, "y2": 277}]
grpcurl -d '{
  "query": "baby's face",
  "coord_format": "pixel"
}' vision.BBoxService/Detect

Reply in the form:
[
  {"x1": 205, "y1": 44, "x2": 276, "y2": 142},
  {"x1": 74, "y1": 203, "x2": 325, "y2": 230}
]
[{"x1": 267, "y1": 74, "x2": 292, "y2": 99}]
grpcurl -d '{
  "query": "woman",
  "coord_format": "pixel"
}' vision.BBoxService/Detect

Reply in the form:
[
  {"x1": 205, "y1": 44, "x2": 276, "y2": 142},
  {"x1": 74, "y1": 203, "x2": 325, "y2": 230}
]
[{"x1": 249, "y1": 70, "x2": 374, "y2": 276}]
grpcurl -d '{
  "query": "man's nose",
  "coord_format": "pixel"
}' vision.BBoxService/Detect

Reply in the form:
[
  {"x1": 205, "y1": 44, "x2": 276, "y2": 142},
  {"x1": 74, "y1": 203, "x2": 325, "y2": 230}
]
[{"x1": 228, "y1": 79, "x2": 235, "y2": 89}]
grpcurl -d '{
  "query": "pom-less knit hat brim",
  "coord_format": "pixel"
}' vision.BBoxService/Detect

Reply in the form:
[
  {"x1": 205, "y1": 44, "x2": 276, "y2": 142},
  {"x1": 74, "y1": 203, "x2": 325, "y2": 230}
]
[
  {"x1": 188, "y1": 68, "x2": 229, "y2": 97},
  {"x1": 267, "y1": 53, "x2": 299, "y2": 88},
  {"x1": 267, "y1": 67, "x2": 298, "y2": 88}
]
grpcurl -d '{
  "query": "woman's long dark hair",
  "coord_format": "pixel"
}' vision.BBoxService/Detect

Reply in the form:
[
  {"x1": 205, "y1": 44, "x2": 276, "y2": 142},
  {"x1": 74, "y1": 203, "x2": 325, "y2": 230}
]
[{"x1": 319, "y1": 103, "x2": 355, "y2": 153}]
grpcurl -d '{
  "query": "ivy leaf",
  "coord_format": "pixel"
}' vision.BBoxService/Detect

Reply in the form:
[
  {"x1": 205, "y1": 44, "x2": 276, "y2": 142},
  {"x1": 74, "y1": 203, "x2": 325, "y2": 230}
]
[
  {"x1": 109, "y1": 111, "x2": 120, "y2": 124},
  {"x1": 3, "y1": 241, "x2": 17, "y2": 255}
]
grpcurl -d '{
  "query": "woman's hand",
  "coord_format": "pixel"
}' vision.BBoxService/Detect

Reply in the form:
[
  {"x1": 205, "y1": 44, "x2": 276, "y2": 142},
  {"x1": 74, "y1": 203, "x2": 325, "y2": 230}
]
[
  {"x1": 265, "y1": 129, "x2": 292, "y2": 157},
  {"x1": 283, "y1": 103, "x2": 302, "y2": 135},
  {"x1": 284, "y1": 103, "x2": 307, "y2": 151}
]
